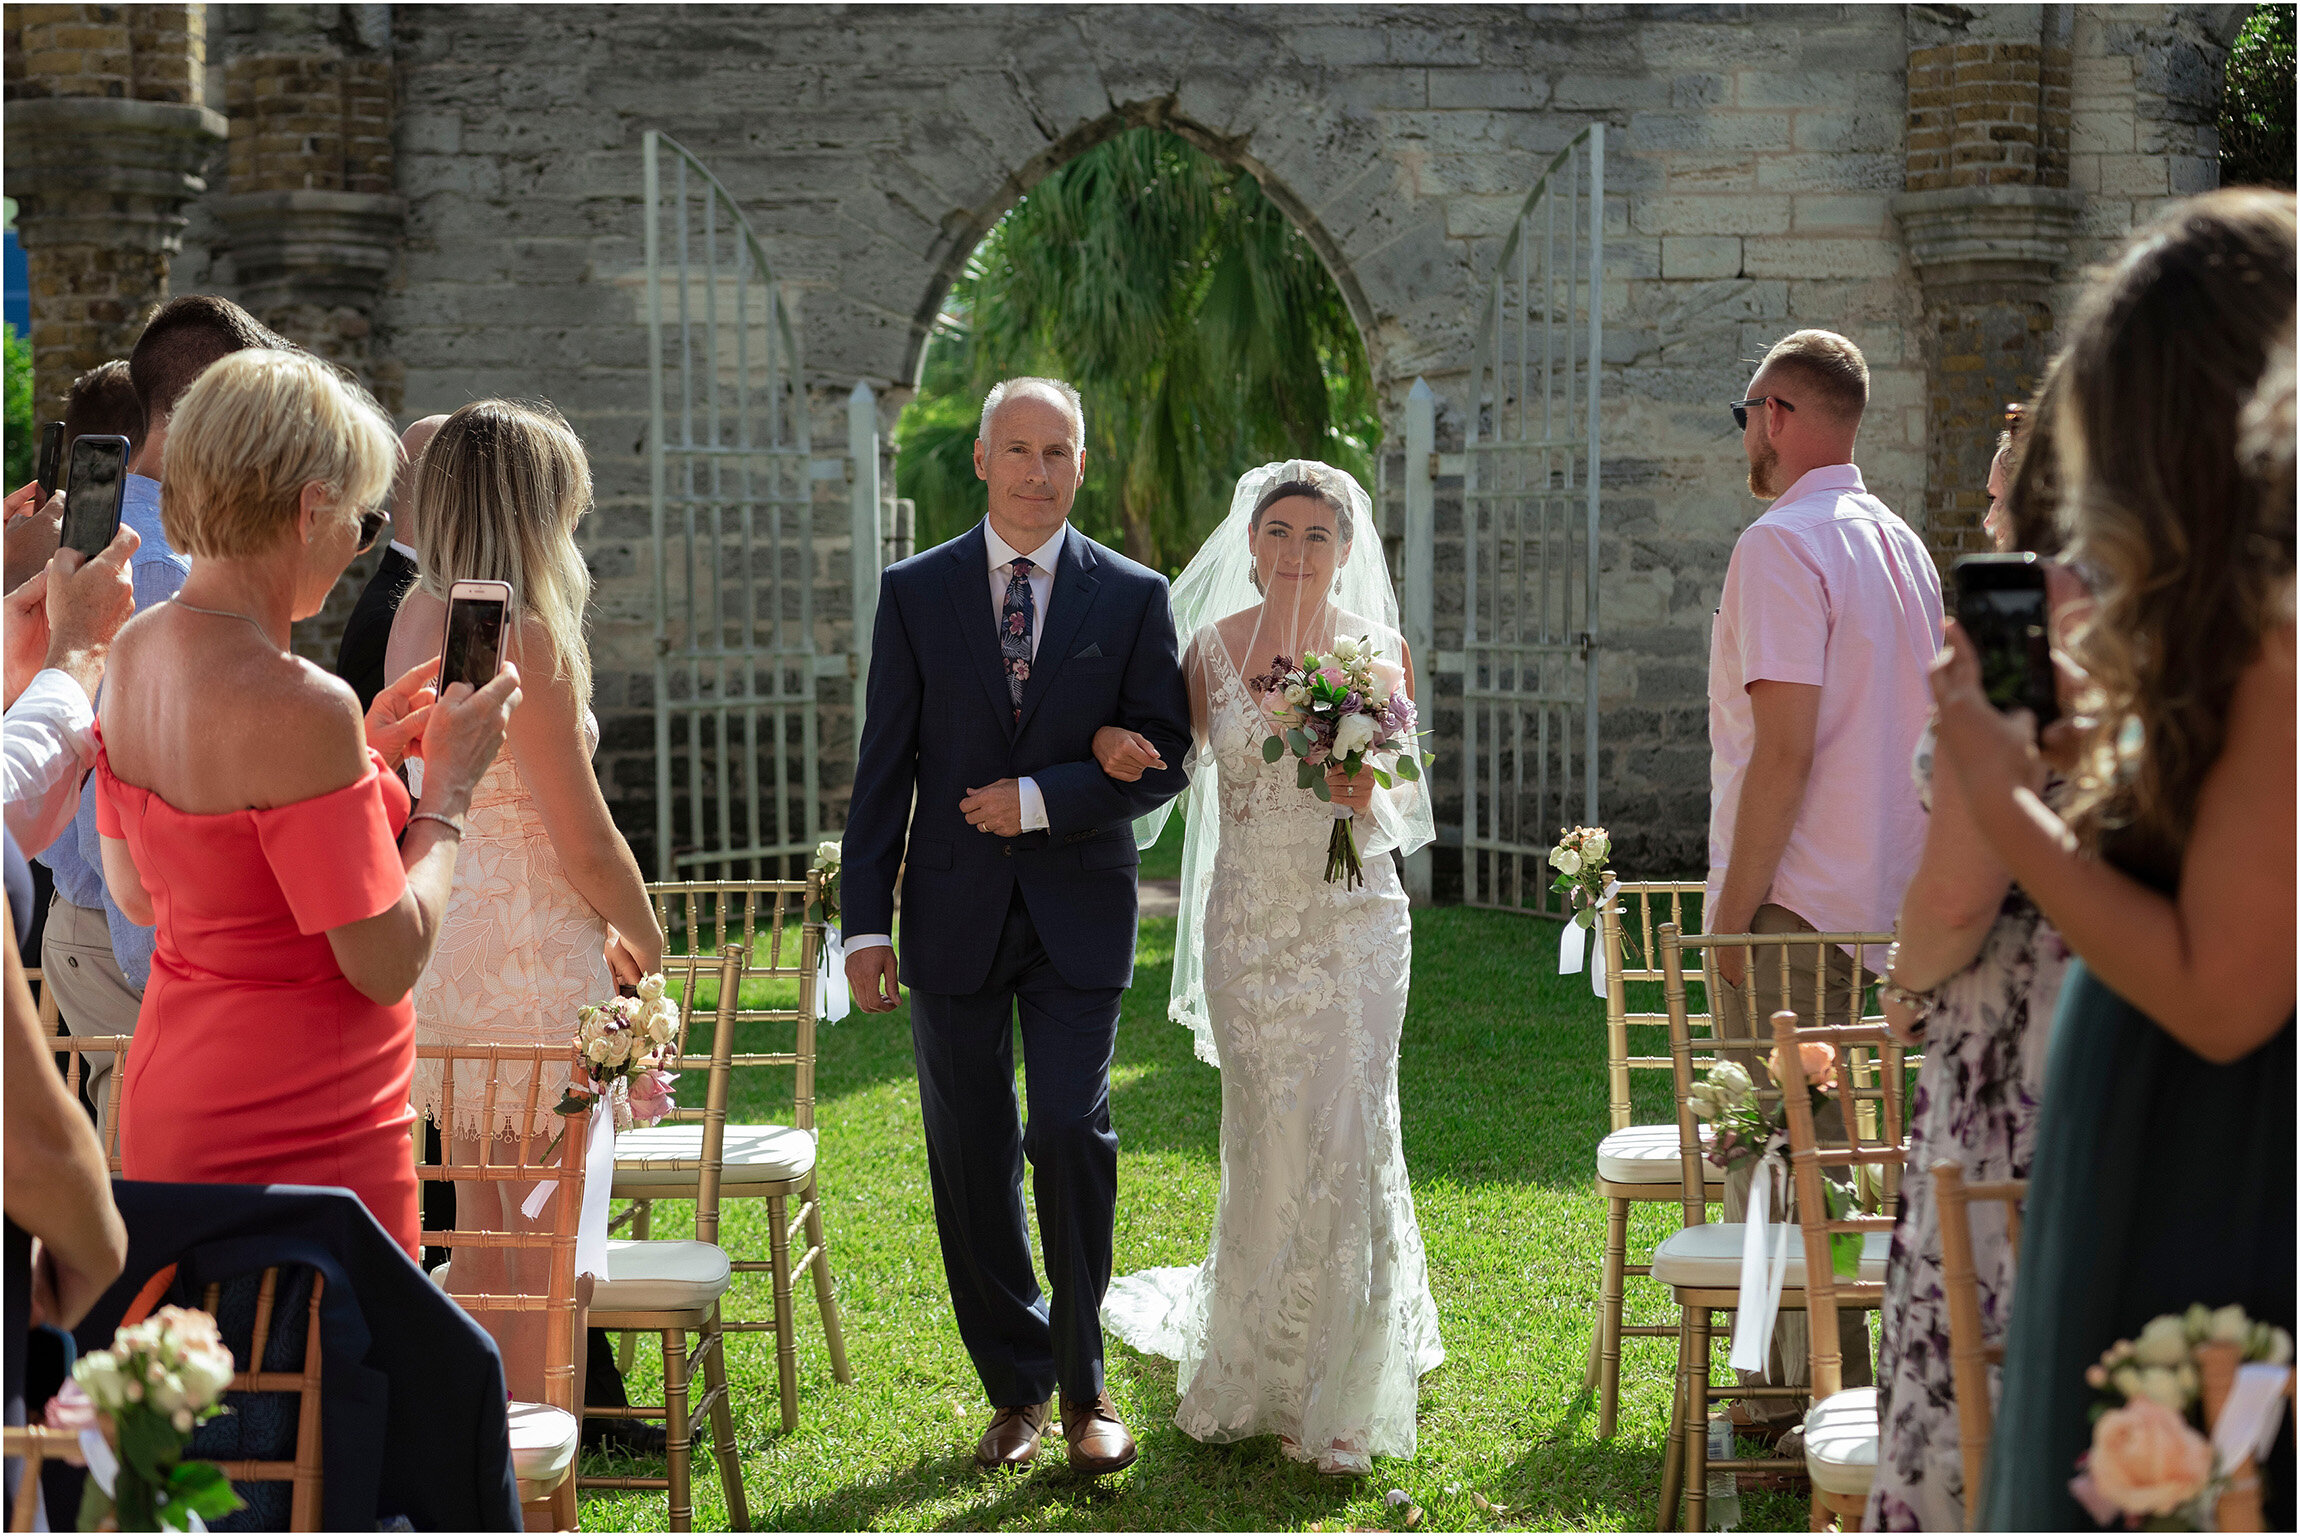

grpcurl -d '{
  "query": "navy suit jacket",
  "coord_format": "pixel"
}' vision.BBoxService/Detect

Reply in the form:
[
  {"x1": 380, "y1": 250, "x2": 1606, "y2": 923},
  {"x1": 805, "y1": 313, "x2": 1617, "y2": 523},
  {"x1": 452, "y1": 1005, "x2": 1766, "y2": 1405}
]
[{"x1": 845, "y1": 523, "x2": 1191, "y2": 995}]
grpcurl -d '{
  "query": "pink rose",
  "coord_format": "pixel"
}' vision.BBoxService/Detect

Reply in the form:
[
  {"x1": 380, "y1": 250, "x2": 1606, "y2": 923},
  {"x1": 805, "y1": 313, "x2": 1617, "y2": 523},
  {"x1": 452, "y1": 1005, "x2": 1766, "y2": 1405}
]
[
  {"x1": 2087, "y1": 1398, "x2": 2214, "y2": 1517},
  {"x1": 1317, "y1": 665, "x2": 1347, "y2": 690},
  {"x1": 44, "y1": 1379, "x2": 97, "y2": 1434},
  {"x1": 1769, "y1": 1039, "x2": 1838, "y2": 1093},
  {"x1": 626, "y1": 1067, "x2": 677, "y2": 1128}
]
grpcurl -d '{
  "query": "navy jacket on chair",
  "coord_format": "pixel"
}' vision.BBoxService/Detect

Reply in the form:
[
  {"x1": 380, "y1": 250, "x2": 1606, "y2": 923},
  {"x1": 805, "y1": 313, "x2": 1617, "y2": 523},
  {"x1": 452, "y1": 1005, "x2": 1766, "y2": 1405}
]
[
  {"x1": 845, "y1": 523, "x2": 1192, "y2": 995},
  {"x1": 71, "y1": 1181, "x2": 520, "y2": 1533}
]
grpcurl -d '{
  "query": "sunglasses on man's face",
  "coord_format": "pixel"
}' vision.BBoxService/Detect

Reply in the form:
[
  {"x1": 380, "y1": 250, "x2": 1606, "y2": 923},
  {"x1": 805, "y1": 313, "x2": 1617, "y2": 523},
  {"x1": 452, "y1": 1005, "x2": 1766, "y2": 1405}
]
[
  {"x1": 1730, "y1": 395, "x2": 1796, "y2": 431},
  {"x1": 354, "y1": 504, "x2": 390, "y2": 555}
]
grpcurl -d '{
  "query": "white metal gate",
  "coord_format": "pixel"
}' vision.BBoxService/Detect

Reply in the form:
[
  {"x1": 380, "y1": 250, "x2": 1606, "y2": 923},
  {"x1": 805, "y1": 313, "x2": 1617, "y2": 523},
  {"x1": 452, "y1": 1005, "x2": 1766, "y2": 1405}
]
[
  {"x1": 645, "y1": 130, "x2": 825, "y2": 881},
  {"x1": 1459, "y1": 123, "x2": 1604, "y2": 913}
]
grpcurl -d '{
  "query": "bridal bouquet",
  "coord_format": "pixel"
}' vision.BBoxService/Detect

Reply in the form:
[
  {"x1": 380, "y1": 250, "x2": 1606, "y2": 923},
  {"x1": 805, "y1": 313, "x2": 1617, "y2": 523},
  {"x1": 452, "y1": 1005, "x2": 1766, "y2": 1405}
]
[
  {"x1": 1548, "y1": 825, "x2": 1614, "y2": 929},
  {"x1": 2070, "y1": 1305, "x2": 2294, "y2": 1530},
  {"x1": 807, "y1": 839, "x2": 841, "y2": 928},
  {"x1": 809, "y1": 840, "x2": 851, "y2": 1023},
  {"x1": 556, "y1": 976, "x2": 681, "y2": 1134},
  {"x1": 48, "y1": 1306, "x2": 245, "y2": 1530},
  {"x1": 1248, "y1": 636, "x2": 1430, "y2": 889}
]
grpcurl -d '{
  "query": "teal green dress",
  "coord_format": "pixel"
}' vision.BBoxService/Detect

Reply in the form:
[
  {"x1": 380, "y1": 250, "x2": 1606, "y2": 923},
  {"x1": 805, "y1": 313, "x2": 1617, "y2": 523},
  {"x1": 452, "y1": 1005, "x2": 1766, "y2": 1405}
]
[{"x1": 1982, "y1": 855, "x2": 2295, "y2": 1528}]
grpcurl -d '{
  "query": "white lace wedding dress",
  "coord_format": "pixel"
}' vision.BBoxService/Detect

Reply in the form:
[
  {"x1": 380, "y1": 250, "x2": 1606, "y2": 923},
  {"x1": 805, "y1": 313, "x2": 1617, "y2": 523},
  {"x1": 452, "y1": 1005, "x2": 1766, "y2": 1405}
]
[{"x1": 1102, "y1": 628, "x2": 1445, "y2": 1474}]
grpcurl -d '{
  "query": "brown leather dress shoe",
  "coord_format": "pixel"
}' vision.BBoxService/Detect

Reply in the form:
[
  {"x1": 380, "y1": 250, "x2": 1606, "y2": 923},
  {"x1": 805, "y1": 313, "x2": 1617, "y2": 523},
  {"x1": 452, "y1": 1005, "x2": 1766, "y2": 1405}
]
[
  {"x1": 975, "y1": 1400, "x2": 1052, "y2": 1469},
  {"x1": 1060, "y1": 1391, "x2": 1138, "y2": 1476}
]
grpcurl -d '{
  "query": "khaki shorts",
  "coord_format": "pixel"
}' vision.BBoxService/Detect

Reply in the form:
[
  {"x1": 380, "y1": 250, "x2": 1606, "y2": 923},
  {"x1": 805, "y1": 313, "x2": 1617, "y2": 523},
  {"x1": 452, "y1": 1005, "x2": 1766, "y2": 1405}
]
[{"x1": 41, "y1": 895, "x2": 142, "y2": 1152}]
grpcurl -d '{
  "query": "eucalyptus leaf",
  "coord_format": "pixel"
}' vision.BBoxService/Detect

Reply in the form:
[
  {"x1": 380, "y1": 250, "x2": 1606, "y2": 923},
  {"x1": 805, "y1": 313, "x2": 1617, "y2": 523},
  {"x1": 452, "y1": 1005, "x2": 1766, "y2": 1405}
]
[
  {"x1": 1295, "y1": 760, "x2": 1319, "y2": 790},
  {"x1": 1261, "y1": 736, "x2": 1285, "y2": 762},
  {"x1": 1285, "y1": 728, "x2": 1314, "y2": 757},
  {"x1": 1311, "y1": 778, "x2": 1333, "y2": 803},
  {"x1": 1394, "y1": 755, "x2": 1421, "y2": 782},
  {"x1": 1369, "y1": 766, "x2": 1393, "y2": 788}
]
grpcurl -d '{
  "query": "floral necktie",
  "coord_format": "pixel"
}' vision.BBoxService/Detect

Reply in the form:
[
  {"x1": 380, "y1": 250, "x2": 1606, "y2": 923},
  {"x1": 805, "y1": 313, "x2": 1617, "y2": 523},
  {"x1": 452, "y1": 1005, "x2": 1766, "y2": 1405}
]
[{"x1": 1000, "y1": 556, "x2": 1035, "y2": 722}]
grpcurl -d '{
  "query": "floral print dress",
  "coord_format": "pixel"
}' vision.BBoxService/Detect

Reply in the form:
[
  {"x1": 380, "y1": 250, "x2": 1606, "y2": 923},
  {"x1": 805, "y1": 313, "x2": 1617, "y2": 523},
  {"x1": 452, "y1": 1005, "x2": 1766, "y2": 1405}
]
[{"x1": 1865, "y1": 829, "x2": 2071, "y2": 1528}]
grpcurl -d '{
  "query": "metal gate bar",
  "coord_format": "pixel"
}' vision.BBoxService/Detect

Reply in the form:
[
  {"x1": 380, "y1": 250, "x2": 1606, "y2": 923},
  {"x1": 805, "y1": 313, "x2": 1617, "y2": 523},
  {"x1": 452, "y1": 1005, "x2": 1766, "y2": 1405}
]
[
  {"x1": 1461, "y1": 123, "x2": 1603, "y2": 914},
  {"x1": 645, "y1": 129, "x2": 820, "y2": 881}
]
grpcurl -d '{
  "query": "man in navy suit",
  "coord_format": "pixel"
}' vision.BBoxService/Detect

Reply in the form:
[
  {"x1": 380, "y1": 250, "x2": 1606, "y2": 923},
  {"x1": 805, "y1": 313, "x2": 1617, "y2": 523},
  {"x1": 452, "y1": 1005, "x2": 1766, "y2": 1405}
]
[{"x1": 844, "y1": 377, "x2": 1191, "y2": 1475}]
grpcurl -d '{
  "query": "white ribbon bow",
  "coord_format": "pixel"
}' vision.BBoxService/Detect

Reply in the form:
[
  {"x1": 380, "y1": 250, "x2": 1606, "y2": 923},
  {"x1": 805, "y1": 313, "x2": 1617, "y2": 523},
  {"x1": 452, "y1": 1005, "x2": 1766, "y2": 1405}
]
[
  {"x1": 817, "y1": 927, "x2": 851, "y2": 1023},
  {"x1": 1557, "y1": 879, "x2": 1622, "y2": 997},
  {"x1": 1728, "y1": 1149, "x2": 1795, "y2": 1373},
  {"x1": 519, "y1": 1081, "x2": 616, "y2": 1281}
]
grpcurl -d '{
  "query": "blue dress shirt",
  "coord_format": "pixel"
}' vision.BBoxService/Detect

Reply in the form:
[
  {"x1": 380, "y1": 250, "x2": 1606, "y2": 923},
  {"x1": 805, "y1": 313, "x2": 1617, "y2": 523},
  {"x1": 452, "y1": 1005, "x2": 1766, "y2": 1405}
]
[{"x1": 38, "y1": 473, "x2": 189, "y2": 987}]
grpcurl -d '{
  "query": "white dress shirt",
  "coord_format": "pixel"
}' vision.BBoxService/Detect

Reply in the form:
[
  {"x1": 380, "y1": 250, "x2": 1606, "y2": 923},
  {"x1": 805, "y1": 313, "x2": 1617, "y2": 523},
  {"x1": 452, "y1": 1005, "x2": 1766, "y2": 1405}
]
[
  {"x1": 4, "y1": 668, "x2": 98, "y2": 858},
  {"x1": 847, "y1": 520, "x2": 1065, "y2": 958}
]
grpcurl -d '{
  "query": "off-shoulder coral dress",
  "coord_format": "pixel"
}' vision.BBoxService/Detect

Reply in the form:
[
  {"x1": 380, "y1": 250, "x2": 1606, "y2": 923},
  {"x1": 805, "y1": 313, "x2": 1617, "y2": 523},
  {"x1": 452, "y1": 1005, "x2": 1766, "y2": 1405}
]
[{"x1": 95, "y1": 734, "x2": 420, "y2": 1256}]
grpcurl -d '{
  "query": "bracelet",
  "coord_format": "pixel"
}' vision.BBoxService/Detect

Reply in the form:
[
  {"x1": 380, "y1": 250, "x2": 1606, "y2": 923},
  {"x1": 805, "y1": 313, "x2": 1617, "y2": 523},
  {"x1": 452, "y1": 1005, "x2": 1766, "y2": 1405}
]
[
  {"x1": 407, "y1": 810, "x2": 465, "y2": 838},
  {"x1": 1879, "y1": 940, "x2": 1937, "y2": 1019}
]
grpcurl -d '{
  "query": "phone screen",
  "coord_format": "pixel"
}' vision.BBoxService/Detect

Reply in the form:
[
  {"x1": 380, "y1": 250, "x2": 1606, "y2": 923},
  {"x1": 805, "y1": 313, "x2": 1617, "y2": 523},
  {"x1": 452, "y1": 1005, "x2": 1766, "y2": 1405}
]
[
  {"x1": 1955, "y1": 561, "x2": 2059, "y2": 727},
  {"x1": 36, "y1": 423, "x2": 64, "y2": 500},
  {"x1": 60, "y1": 435, "x2": 130, "y2": 561},
  {"x1": 441, "y1": 593, "x2": 507, "y2": 691}
]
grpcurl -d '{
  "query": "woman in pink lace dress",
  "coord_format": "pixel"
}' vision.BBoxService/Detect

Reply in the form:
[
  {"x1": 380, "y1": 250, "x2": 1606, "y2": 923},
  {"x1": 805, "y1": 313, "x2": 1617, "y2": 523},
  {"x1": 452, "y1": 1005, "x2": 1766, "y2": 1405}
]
[{"x1": 385, "y1": 400, "x2": 664, "y2": 1402}]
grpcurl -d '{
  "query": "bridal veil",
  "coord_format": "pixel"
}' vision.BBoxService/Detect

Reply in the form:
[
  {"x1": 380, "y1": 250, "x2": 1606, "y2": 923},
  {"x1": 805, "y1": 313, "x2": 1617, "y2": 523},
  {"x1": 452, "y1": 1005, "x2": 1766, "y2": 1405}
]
[{"x1": 1133, "y1": 459, "x2": 1436, "y2": 1065}]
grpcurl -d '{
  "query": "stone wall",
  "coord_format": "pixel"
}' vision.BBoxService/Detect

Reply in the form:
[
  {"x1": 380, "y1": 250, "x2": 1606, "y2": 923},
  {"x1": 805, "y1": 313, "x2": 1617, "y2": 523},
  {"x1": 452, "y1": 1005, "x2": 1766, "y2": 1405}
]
[{"x1": 13, "y1": 2, "x2": 2241, "y2": 888}]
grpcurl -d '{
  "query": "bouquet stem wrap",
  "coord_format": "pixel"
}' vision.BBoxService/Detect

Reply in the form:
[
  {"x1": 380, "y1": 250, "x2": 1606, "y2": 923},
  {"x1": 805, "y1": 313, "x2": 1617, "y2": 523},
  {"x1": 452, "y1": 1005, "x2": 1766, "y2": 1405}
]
[{"x1": 1325, "y1": 803, "x2": 1363, "y2": 890}]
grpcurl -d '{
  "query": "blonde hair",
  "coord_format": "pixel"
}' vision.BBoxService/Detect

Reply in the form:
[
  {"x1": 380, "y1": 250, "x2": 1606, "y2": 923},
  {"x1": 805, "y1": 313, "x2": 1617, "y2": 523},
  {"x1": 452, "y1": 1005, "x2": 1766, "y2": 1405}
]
[
  {"x1": 411, "y1": 399, "x2": 595, "y2": 703},
  {"x1": 1758, "y1": 329, "x2": 1870, "y2": 422},
  {"x1": 161, "y1": 349, "x2": 395, "y2": 559},
  {"x1": 2055, "y1": 189, "x2": 2296, "y2": 861}
]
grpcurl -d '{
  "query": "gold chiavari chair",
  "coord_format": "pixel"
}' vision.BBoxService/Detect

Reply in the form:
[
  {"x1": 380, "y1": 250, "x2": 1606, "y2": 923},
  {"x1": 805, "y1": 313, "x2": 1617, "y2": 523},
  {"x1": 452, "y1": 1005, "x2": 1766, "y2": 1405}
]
[
  {"x1": 1933, "y1": 1162, "x2": 2026, "y2": 1531},
  {"x1": 46, "y1": 1025, "x2": 127, "y2": 1174},
  {"x1": 1651, "y1": 924, "x2": 1899, "y2": 1532},
  {"x1": 1588, "y1": 880, "x2": 1721, "y2": 1439},
  {"x1": 415, "y1": 1043, "x2": 587, "y2": 1531},
  {"x1": 582, "y1": 945, "x2": 749, "y2": 1532},
  {"x1": 1777, "y1": 1009, "x2": 1909, "y2": 1531},
  {"x1": 3, "y1": 1428, "x2": 84, "y2": 1532},
  {"x1": 614, "y1": 880, "x2": 852, "y2": 1433}
]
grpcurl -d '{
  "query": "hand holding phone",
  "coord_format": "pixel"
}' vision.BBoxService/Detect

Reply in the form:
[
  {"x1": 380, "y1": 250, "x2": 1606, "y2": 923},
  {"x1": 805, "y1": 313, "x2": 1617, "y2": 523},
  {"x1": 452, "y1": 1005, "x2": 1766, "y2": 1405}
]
[
  {"x1": 1952, "y1": 554, "x2": 2059, "y2": 729},
  {"x1": 60, "y1": 434, "x2": 132, "y2": 563}
]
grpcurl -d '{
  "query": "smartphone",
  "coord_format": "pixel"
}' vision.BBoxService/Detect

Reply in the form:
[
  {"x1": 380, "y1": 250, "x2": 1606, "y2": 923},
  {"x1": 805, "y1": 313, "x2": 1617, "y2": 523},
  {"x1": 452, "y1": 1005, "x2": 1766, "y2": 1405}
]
[
  {"x1": 1953, "y1": 553, "x2": 2059, "y2": 728},
  {"x1": 437, "y1": 579, "x2": 512, "y2": 693},
  {"x1": 59, "y1": 434, "x2": 132, "y2": 561},
  {"x1": 35, "y1": 422, "x2": 64, "y2": 500}
]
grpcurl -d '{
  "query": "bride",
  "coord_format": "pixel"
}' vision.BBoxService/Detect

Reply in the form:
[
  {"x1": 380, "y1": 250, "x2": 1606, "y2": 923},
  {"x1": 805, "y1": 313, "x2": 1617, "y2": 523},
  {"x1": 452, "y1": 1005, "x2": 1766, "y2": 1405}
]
[{"x1": 1096, "y1": 460, "x2": 1444, "y2": 1475}]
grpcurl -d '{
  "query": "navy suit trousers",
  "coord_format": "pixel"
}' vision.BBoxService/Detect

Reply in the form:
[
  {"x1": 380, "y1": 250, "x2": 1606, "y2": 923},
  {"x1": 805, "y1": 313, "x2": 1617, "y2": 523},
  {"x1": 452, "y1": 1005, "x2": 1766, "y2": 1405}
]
[{"x1": 909, "y1": 886, "x2": 1121, "y2": 1408}]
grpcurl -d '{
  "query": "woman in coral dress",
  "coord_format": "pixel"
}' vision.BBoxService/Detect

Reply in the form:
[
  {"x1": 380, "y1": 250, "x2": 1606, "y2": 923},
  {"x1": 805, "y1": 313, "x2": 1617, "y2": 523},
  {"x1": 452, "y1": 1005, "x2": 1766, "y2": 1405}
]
[{"x1": 92, "y1": 349, "x2": 520, "y2": 1259}]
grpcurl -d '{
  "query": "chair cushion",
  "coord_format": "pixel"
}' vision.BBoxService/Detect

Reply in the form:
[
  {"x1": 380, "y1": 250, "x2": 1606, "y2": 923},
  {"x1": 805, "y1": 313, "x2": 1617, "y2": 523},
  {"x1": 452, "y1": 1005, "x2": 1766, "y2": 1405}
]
[
  {"x1": 1596, "y1": 1123, "x2": 1724, "y2": 1185},
  {"x1": 590, "y1": 1238, "x2": 731, "y2": 1313},
  {"x1": 1804, "y1": 1388, "x2": 1878, "y2": 1497},
  {"x1": 1648, "y1": 1222, "x2": 1891, "y2": 1289},
  {"x1": 507, "y1": 1400, "x2": 577, "y2": 1495},
  {"x1": 611, "y1": 1122, "x2": 816, "y2": 1189}
]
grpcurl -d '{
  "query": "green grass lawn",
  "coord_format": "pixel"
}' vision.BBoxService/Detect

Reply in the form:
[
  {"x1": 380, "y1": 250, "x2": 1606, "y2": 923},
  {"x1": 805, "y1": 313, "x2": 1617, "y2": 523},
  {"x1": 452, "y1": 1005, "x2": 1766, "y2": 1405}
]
[{"x1": 580, "y1": 891, "x2": 1815, "y2": 1532}]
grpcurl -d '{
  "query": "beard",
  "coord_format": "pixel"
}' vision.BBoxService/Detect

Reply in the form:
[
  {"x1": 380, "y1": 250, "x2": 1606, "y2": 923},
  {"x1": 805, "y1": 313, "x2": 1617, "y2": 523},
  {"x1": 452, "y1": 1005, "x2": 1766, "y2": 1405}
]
[{"x1": 1746, "y1": 436, "x2": 1781, "y2": 499}]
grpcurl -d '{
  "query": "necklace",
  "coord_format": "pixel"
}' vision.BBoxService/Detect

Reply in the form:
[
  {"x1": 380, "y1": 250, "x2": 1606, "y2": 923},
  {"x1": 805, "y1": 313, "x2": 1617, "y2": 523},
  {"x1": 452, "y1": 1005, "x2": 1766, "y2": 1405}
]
[{"x1": 172, "y1": 599, "x2": 277, "y2": 643}]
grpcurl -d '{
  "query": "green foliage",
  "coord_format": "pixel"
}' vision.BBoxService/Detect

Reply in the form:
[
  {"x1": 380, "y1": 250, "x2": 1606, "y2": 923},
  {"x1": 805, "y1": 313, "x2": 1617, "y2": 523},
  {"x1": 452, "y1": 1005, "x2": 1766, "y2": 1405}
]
[
  {"x1": 4, "y1": 323, "x2": 32, "y2": 492},
  {"x1": 2221, "y1": 3, "x2": 2297, "y2": 190},
  {"x1": 895, "y1": 129, "x2": 1380, "y2": 572}
]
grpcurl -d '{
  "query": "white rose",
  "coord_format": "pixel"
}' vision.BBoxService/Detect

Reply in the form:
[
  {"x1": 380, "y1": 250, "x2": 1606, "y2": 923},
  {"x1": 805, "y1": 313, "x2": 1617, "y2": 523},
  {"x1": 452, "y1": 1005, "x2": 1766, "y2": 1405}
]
[
  {"x1": 1550, "y1": 846, "x2": 1581, "y2": 876},
  {"x1": 637, "y1": 974, "x2": 667, "y2": 1003},
  {"x1": 75, "y1": 1351, "x2": 127, "y2": 1412},
  {"x1": 646, "y1": 1014, "x2": 676, "y2": 1046},
  {"x1": 815, "y1": 839, "x2": 842, "y2": 865},
  {"x1": 178, "y1": 1344, "x2": 234, "y2": 1408},
  {"x1": 2208, "y1": 1304, "x2": 2251, "y2": 1344},
  {"x1": 2133, "y1": 1314, "x2": 2191, "y2": 1368},
  {"x1": 1329, "y1": 636, "x2": 1361, "y2": 663},
  {"x1": 585, "y1": 1038, "x2": 611, "y2": 1063},
  {"x1": 2132, "y1": 1366, "x2": 2190, "y2": 1412},
  {"x1": 1584, "y1": 830, "x2": 1610, "y2": 865},
  {"x1": 1282, "y1": 682, "x2": 1311, "y2": 709},
  {"x1": 1333, "y1": 712, "x2": 1376, "y2": 758},
  {"x1": 1713, "y1": 1061, "x2": 1753, "y2": 1097},
  {"x1": 2264, "y1": 1328, "x2": 2295, "y2": 1367},
  {"x1": 147, "y1": 1369, "x2": 188, "y2": 1417}
]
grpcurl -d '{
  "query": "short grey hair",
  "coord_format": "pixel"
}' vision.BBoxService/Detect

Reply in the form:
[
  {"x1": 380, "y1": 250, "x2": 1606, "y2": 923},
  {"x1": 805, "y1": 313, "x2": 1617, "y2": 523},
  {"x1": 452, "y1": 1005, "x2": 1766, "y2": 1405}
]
[{"x1": 978, "y1": 376, "x2": 1085, "y2": 448}]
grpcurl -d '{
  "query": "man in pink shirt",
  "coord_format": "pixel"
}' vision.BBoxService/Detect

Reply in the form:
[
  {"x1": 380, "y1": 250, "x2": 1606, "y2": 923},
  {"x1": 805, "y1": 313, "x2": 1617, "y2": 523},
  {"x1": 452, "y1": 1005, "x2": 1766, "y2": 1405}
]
[{"x1": 1707, "y1": 328, "x2": 1943, "y2": 1430}]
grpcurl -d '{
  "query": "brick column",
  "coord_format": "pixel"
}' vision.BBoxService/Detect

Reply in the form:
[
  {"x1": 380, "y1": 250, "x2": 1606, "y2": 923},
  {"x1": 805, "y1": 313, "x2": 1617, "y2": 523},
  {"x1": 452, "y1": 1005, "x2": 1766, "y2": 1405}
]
[
  {"x1": 3, "y1": 4, "x2": 226, "y2": 419},
  {"x1": 216, "y1": 28, "x2": 404, "y2": 400},
  {"x1": 1893, "y1": 5, "x2": 2081, "y2": 566}
]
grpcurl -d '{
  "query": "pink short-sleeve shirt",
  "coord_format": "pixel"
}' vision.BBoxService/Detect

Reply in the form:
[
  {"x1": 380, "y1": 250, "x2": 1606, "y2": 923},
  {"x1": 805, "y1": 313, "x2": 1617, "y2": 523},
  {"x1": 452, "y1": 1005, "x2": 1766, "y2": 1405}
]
[{"x1": 1706, "y1": 464, "x2": 1943, "y2": 949}]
